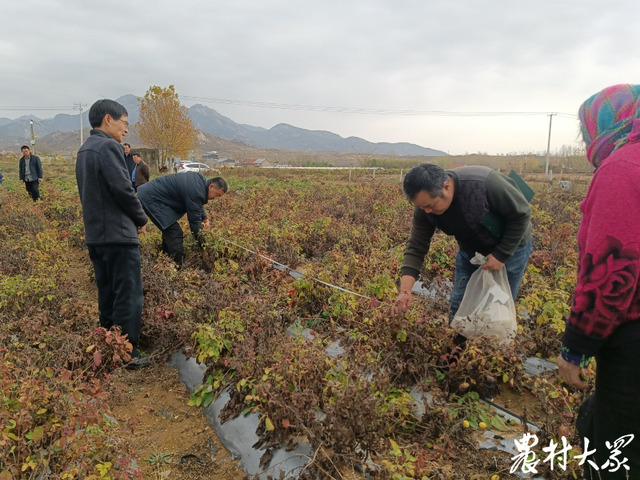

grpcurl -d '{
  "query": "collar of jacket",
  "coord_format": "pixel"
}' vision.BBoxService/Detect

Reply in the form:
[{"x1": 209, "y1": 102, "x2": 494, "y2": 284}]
[
  {"x1": 89, "y1": 129, "x2": 116, "y2": 140},
  {"x1": 201, "y1": 174, "x2": 210, "y2": 205}
]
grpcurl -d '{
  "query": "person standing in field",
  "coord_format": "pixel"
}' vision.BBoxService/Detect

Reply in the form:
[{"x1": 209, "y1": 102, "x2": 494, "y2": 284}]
[
  {"x1": 18, "y1": 145, "x2": 43, "y2": 201},
  {"x1": 137, "y1": 172, "x2": 227, "y2": 266},
  {"x1": 557, "y1": 84, "x2": 640, "y2": 478},
  {"x1": 0, "y1": 171, "x2": 4, "y2": 208},
  {"x1": 123, "y1": 142, "x2": 134, "y2": 176},
  {"x1": 75, "y1": 99, "x2": 150, "y2": 369},
  {"x1": 393, "y1": 163, "x2": 532, "y2": 317},
  {"x1": 131, "y1": 152, "x2": 150, "y2": 192}
]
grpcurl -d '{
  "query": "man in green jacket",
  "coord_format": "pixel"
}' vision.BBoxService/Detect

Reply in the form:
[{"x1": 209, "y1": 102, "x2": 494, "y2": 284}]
[{"x1": 394, "y1": 164, "x2": 532, "y2": 317}]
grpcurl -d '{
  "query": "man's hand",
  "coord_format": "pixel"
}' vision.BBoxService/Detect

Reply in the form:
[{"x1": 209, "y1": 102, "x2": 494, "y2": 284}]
[
  {"x1": 137, "y1": 225, "x2": 146, "y2": 235},
  {"x1": 556, "y1": 355, "x2": 589, "y2": 389},
  {"x1": 20, "y1": 180, "x2": 24, "y2": 184},
  {"x1": 38, "y1": 178, "x2": 42, "y2": 183},
  {"x1": 482, "y1": 254, "x2": 505, "y2": 271},
  {"x1": 392, "y1": 289, "x2": 412, "y2": 315},
  {"x1": 392, "y1": 275, "x2": 418, "y2": 315},
  {"x1": 203, "y1": 219, "x2": 210, "y2": 231}
]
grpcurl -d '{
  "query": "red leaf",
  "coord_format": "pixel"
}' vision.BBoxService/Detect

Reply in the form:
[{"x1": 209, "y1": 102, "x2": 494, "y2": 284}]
[
  {"x1": 282, "y1": 419, "x2": 290, "y2": 429},
  {"x1": 93, "y1": 350, "x2": 102, "y2": 369}
]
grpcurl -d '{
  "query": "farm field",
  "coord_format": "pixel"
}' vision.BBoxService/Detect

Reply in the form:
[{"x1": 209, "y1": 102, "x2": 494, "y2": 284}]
[{"x1": 0, "y1": 157, "x2": 591, "y2": 479}]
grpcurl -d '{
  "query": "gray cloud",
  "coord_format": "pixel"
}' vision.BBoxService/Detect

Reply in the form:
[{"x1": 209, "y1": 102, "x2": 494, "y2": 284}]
[{"x1": 2, "y1": 0, "x2": 639, "y2": 153}]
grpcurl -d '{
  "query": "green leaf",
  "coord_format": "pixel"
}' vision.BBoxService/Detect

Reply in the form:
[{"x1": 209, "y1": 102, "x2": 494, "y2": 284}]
[
  {"x1": 31, "y1": 427, "x2": 43, "y2": 442},
  {"x1": 478, "y1": 410, "x2": 490, "y2": 425},
  {"x1": 490, "y1": 415, "x2": 508, "y2": 431},
  {"x1": 389, "y1": 439, "x2": 401, "y2": 457},
  {"x1": 202, "y1": 392, "x2": 215, "y2": 408}
]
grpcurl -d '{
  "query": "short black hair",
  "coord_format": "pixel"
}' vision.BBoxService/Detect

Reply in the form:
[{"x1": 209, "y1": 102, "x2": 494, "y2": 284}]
[
  {"x1": 21, "y1": 145, "x2": 30, "y2": 151},
  {"x1": 123, "y1": 143, "x2": 131, "y2": 148},
  {"x1": 88, "y1": 99, "x2": 128, "y2": 129},
  {"x1": 403, "y1": 163, "x2": 449, "y2": 200},
  {"x1": 208, "y1": 177, "x2": 228, "y2": 193},
  {"x1": 132, "y1": 152, "x2": 141, "y2": 157}
]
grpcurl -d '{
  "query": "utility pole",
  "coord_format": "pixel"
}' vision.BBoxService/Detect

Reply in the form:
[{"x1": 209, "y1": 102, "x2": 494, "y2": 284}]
[
  {"x1": 74, "y1": 102, "x2": 87, "y2": 147},
  {"x1": 544, "y1": 113, "x2": 556, "y2": 178},
  {"x1": 29, "y1": 119, "x2": 36, "y2": 154}
]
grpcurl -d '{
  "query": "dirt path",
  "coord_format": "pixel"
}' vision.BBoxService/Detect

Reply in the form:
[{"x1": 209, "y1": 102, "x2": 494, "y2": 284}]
[
  {"x1": 110, "y1": 365, "x2": 246, "y2": 480},
  {"x1": 61, "y1": 245, "x2": 245, "y2": 479}
]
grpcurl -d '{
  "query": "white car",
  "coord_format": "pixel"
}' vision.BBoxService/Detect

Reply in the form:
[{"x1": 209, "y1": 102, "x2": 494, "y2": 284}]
[{"x1": 178, "y1": 162, "x2": 211, "y2": 173}]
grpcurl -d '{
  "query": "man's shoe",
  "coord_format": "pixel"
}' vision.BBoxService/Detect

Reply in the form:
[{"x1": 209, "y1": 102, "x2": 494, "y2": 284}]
[{"x1": 125, "y1": 355, "x2": 151, "y2": 370}]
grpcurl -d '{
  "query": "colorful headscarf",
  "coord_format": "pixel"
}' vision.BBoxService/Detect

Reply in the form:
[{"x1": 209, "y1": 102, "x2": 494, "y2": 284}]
[{"x1": 578, "y1": 84, "x2": 640, "y2": 169}]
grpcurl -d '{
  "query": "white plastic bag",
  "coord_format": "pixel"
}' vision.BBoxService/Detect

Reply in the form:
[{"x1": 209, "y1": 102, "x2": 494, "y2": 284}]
[{"x1": 450, "y1": 253, "x2": 517, "y2": 343}]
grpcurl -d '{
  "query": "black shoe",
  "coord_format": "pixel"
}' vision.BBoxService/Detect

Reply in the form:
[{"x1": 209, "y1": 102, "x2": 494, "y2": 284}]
[{"x1": 125, "y1": 355, "x2": 151, "y2": 370}]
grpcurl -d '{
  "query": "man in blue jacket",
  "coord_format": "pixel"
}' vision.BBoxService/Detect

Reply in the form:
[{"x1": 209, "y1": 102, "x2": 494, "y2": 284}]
[
  {"x1": 76, "y1": 99, "x2": 149, "y2": 369},
  {"x1": 137, "y1": 172, "x2": 227, "y2": 266},
  {"x1": 18, "y1": 146, "x2": 43, "y2": 201}
]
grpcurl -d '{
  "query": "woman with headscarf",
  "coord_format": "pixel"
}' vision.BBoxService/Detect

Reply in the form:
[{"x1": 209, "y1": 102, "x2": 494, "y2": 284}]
[{"x1": 557, "y1": 84, "x2": 640, "y2": 478}]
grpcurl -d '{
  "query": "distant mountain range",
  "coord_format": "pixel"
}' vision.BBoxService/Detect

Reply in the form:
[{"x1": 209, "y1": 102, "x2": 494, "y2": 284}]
[{"x1": 0, "y1": 94, "x2": 446, "y2": 156}]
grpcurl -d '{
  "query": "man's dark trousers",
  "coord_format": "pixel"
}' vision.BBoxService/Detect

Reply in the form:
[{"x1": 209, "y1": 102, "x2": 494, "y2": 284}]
[
  {"x1": 25, "y1": 181, "x2": 40, "y2": 201},
  {"x1": 141, "y1": 205, "x2": 185, "y2": 266},
  {"x1": 88, "y1": 244, "x2": 143, "y2": 354},
  {"x1": 578, "y1": 321, "x2": 640, "y2": 479},
  {"x1": 160, "y1": 222, "x2": 184, "y2": 265}
]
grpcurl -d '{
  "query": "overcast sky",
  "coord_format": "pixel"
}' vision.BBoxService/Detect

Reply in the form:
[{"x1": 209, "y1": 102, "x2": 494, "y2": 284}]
[{"x1": 2, "y1": 0, "x2": 639, "y2": 155}]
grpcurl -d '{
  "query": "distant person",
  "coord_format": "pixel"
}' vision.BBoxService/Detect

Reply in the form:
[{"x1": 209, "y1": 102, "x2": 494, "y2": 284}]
[
  {"x1": 18, "y1": 145, "x2": 43, "y2": 201},
  {"x1": 131, "y1": 152, "x2": 150, "y2": 192},
  {"x1": 0, "y1": 171, "x2": 4, "y2": 208},
  {"x1": 392, "y1": 164, "x2": 532, "y2": 317},
  {"x1": 123, "y1": 143, "x2": 134, "y2": 176},
  {"x1": 557, "y1": 84, "x2": 640, "y2": 478},
  {"x1": 76, "y1": 99, "x2": 149, "y2": 369},
  {"x1": 137, "y1": 172, "x2": 227, "y2": 266}
]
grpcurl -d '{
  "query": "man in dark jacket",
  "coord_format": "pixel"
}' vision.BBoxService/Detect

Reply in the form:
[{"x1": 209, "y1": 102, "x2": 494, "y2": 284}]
[
  {"x1": 76, "y1": 99, "x2": 149, "y2": 368},
  {"x1": 123, "y1": 143, "x2": 134, "y2": 176},
  {"x1": 393, "y1": 163, "x2": 532, "y2": 317},
  {"x1": 131, "y1": 152, "x2": 150, "y2": 192},
  {"x1": 18, "y1": 146, "x2": 43, "y2": 201},
  {"x1": 137, "y1": 172, "x2": 227, "y2": 265}
]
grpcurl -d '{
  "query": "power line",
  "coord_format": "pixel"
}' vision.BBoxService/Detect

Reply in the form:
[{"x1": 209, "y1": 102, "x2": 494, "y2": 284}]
[
  {"x1": 33, "y1": 120, "x2": 55, "y2": 134},
  {"x1": 0, "y1": 100, "x2": 579, "y2": 118},
  {"x1": 181, "y1": 95, "x2": 577, "y2": 118},
  {"x1": 0, "y1": 106, "x2": 75, "y2": 111}
]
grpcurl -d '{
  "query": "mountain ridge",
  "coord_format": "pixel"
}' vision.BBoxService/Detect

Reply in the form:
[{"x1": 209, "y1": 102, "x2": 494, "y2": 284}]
[{"x1": 0, "y1": 94, "x2": 446, "y2": 156}]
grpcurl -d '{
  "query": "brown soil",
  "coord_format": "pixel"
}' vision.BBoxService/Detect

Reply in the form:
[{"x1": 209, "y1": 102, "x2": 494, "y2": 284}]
[
  {"x1": 110, "y1": 365, "x2": 246, "y2": 480},
  {"x1": 494, "y1": 384, "x2": 547, "y2": 425}
]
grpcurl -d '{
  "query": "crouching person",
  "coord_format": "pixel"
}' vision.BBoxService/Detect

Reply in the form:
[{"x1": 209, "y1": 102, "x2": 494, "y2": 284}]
[{"x1": 137, "y1": 172, "x2": 227, "y2": 266}]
